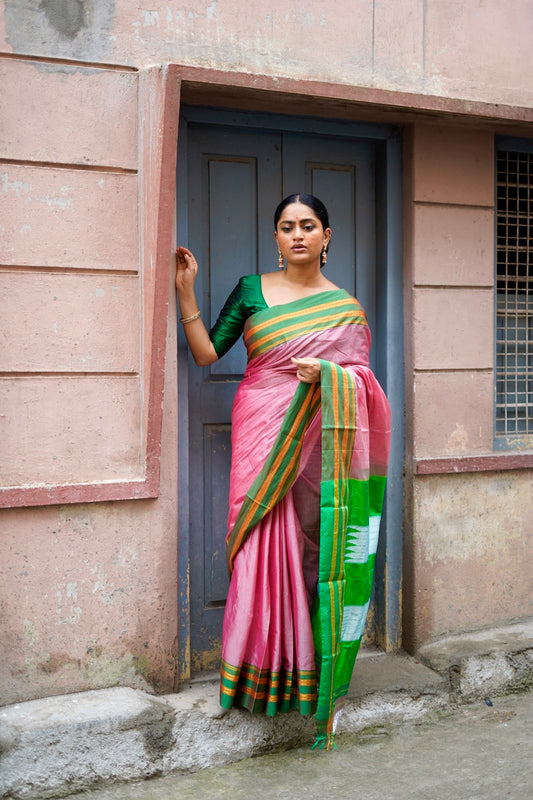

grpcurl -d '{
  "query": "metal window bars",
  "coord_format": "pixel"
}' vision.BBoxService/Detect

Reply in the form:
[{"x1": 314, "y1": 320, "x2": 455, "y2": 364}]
[{"x1": 495, "y1": 150, "x2": 533, "y2": 436}]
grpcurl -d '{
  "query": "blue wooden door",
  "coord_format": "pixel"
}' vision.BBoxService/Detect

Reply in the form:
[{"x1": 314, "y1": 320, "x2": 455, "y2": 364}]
[{"x1": 178, "y1": 112, "x2": 392, "y2": 676}]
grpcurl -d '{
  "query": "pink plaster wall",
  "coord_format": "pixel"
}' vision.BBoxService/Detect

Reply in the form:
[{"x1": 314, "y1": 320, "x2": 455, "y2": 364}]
[
  {"x1": 0, "y1": 63, "x2": 144, "y2": 495},
  {"x1": 1, "y1": 273, "x2": 139, "y2": 372},
  {"x1": 0, "y1": 278, "x2": 179, "y2": 703},
  {"x1": 0, "y1": 59, "x2": 138, "y2": 169},
  {"x1": 0, "y1": 164, "x2": 138, "y2": 270},
  {"x1": 413, "y1": 288, "x2": 493, "y2": 371},
  {"x1": 1, "y1": 376, "x2": 141, "y2": 486},
  {"x1": 1, "y1": 1, "x2": 531, "y2": 108},
  {"x1": 424, "y1": 0, "x2": 533, "y2": 107},
  {"x1": 0, "y1": 58, "x2": 179, "y2": 701},
  {"x1": 412, "y1": 205, "x2": 494, "y2": 287},
  {"x1": 406, "y1": 125, "x2": 495, "y2": 462},
  {"x1": 403, "y1": 122, "x2": 532, "y2": 649},
  {"x1": 413, "y1": 372, "x2": 494, "y2": 457},
  {"x1": 410, "y1": 126, "x2": 494, "y2": 206}
]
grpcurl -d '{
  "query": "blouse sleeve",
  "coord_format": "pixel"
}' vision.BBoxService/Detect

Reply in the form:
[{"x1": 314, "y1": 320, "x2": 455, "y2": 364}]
[{"x1": 208, "y1": 279, "x2": 249, "y2": 358}]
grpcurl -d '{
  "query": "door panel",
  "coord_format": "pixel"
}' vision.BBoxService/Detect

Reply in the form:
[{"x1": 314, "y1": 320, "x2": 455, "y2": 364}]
[
  {"x1": 187, "y1": 125, "x2": 282, "y2": 671},
  {"x1": 189, "y1": 125, "x2": 282, "y2": 378},
  {"x1": 184, "y1": 120, "x2": 379, "y2": 673},
  {"x1": 282, "y1": 133, "x2": 377, "y2": 366},
  {"x1": 203, "y1": 424, "x2": 231, "y2": 606}
]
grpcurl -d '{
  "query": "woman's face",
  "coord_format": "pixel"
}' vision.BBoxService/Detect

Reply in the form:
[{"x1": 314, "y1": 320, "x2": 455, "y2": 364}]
[{"x1": 275, "y1": 202, "x2": 331, "y2": 267}]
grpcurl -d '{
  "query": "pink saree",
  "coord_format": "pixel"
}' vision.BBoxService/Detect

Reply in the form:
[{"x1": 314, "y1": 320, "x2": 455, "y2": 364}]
[{"x1": 220, "y1": 289, "x2": 391, "y2": 747}]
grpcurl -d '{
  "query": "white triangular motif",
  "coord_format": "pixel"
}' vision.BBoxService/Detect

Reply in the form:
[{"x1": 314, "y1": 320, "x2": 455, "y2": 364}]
[{"x1": 344, "y1": 524, "x2": 369, "y2": 564}]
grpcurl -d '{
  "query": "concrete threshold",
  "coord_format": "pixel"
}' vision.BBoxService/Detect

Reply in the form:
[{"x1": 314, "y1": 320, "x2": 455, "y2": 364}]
[{"x1": 1, "y1": 619, "x2": 532, "y2": 800}]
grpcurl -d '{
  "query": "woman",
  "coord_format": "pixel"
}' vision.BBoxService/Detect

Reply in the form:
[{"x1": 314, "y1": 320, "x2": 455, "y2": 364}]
[{"x1": 176, "y1": 194, "x2": 391, "y2": 749}]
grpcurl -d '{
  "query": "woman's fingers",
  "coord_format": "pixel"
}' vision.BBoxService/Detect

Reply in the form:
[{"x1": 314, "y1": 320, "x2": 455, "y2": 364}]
[
  {"x1": 175, "y1": 247, "x2": 198, "y2": 290},
  {"x1": 291, "y1": 357, "x2": 321, "y2": 383},
  {"x1": 176, "y1": 246, "x2": 195, "y2": 269}
]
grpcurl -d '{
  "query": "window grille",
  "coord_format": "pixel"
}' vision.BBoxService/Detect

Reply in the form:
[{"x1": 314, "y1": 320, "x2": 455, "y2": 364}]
[{"x1": 495, "y1": 148, "x2": 533, "y2": 439}]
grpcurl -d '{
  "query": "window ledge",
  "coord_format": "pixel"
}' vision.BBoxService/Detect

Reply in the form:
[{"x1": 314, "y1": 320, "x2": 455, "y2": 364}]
[{"x1": 414, "y1": 452, "x2": 533, "y2": 475}]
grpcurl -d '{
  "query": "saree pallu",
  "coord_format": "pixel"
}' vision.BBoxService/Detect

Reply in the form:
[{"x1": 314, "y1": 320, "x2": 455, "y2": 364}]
[{"x1": 220, "y1": 290, "x2": 391, "y2": 746}]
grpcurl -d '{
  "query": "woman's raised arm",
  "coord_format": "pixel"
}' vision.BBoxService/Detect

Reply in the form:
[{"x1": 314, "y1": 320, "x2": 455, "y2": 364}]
[{"x1": 175, "y1": 247, "x2": 218, "y2": 366}]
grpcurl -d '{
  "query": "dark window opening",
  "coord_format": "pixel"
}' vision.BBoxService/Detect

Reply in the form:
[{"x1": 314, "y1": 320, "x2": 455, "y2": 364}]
[{"x1": 495, "y1": 149, "x2": 533, "y2": 438}]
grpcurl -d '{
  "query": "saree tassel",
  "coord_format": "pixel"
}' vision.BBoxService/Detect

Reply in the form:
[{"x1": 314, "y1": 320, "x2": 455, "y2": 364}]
[
  {"x1": 311, "y1": 732, "x2": 337, "y2": 751},
  {"x1": 312, "y1": 713, "x2": 338, "y2": 751}
]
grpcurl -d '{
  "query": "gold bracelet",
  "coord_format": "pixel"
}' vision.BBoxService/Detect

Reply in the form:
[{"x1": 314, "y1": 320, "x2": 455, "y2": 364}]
[{"x1": 180, "y1": 310, "x2": 201, "y2": 324}]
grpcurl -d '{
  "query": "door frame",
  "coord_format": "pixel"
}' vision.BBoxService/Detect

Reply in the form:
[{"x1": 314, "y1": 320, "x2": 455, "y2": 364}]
[{"x1": 177, "y1": 105, "x2": 404, "y2": 681}]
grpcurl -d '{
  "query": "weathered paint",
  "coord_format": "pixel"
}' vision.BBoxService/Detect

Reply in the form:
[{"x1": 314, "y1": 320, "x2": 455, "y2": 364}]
[
  {"x1": 0, "y1": 492, "x2": 179, "y2": 705},
  {"x1": 405, "y1": 471, "x2": 533, "y2": 649},
  {"x1": 0, "y1": 60, "x2": 137, "y2": 168},
  {"x1": 0, "y1": 376, "x2": 142, "y2": 485},
  {"x1": 412, "y1": 205, "x2": 494, "y2": 287},
  {"x1": 413, "y1": 288, "x2": 493, "y2": 371},
  {"x1": 2, "y1": 1, "x2": 532, "y2": 109},
  {"x1": 413, "y1": 372, "x2": 494, "y2": 457},
  {"x1": 2, "y1": 0, "x2": 117, "y2": 62},
  {"x1": 415, "y1": 453, "x2": 533, "y2": 475},
  {"x1": 0, "y1": 165, "x2": 138, "y2": 269},
  {"x1": 0, "y1": 273, "x2": 139, "y2": 372},
  {"x1": 410, "y1": 126, "x2": 495, "y2": 206},
  {"x1": 402, "y1": 121, "x2": 532, "y2": 654}
]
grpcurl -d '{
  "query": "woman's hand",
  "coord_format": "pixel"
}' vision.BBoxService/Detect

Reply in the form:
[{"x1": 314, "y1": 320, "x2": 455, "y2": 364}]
[
  {"x1": 291, "y1": 357, "x2": 321, "y2": 383},
  {"x1": 174, "y1": 246, "x2": 218, "y2": 367},
  {"x1": 175, "y1": 246, "x2": 198, "y2": 294}
]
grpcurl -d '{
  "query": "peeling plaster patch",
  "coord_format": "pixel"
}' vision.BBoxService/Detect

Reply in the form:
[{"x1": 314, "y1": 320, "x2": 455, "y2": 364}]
[
  {"x1": 90, "y1": 563, "x2": 132, "y2": 606},
  {"x1": 415, "y1": 473, "x2": 529, "y2": 565},
  {"x1": 2, "y1": 170, "x2": 74, "y2": 209},
  {"x1": 58, "y1": 507, "x2": 96, "y2": 535},
  {"x1": 40, "y1": 0, "x2": 86, "y2": 40},
  {"x1": 446, "y1": 422, "x2": 469, "y2": 452},
  {"x1": 1, "y1": 172, "x2": 32, "y2": 197},
  {"x1": 23, "y1": 619, "x2": 39, "y2": 645},
  {"x1": 206, "y1": 0, "x2": 218, "y2": 20},
  {"x1": 39, "y1": 652, "x2": 78, "y2": 674},
  {"x1": 55, "y1": 581, "x2": 82, "y2": 624},
  {"x1": 44, "y1": 189, "x2": 73, "y2": 209},
  {"x1": 116, "y1": 544, "x2": 138, "y2": 568},
  {"x1": 82, "y1": 650, "x2": 154, "y2": 692},
  {"x1": 66, "y1": 582, "x2": 78, "y2": 600},
  {"x1": 4, "y1": 0, "x2": 116, "y2": 63},
  {"x1": 142, "y1": 9, "x2": 159, "y2": 27}
]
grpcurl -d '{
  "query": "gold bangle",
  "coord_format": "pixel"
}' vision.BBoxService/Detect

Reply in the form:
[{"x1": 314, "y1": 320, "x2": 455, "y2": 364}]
[{"x1": 180, "y1": 310, "x2": 201, "y2": 324}]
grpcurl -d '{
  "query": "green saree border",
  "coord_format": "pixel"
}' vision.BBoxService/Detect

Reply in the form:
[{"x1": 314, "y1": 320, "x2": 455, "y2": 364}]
[
  {"x1": 244, "y1": 290, "x2": 368, "y2": 362},
  {"x1": 313, "y1": 360, "x2": 357, "y2": 737}
]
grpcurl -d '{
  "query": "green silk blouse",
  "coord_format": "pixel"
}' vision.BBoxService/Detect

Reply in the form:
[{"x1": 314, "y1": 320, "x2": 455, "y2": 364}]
[{"x1": 209, "y1": 274, "x2": 268, "y2": 358}]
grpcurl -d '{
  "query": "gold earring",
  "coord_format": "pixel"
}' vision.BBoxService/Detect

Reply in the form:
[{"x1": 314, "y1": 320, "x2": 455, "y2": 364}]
[
  {"x1": 278, "y1": 249, "x2": 284, "y2": 269},
  {"x1": 321, "y1": 244, "x2": 327, "y2": 265}
]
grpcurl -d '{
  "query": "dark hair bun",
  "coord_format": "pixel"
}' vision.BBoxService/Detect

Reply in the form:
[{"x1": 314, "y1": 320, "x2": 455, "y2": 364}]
[{"x1": 274, "y1": 193, "x2": 330, "y2": 233}]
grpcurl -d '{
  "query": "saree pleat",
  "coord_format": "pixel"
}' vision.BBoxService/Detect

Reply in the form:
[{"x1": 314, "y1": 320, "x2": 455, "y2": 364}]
[
  {"x1": 219, "y1": 290, "x2": 391, "y2": 741},
  {"x1": 221, "y1": 494, "x2": 317, "y2": 714}
]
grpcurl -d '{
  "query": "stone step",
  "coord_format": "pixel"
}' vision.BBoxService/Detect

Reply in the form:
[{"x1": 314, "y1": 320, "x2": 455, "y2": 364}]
[{"x1": 1, "y1": 619, "x2": 532, "y2": 800}]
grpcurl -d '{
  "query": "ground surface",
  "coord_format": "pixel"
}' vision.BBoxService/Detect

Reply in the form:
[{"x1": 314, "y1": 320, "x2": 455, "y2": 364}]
[{"x1": 61, "y1": 690, "x2": 532, "y2": 800}]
